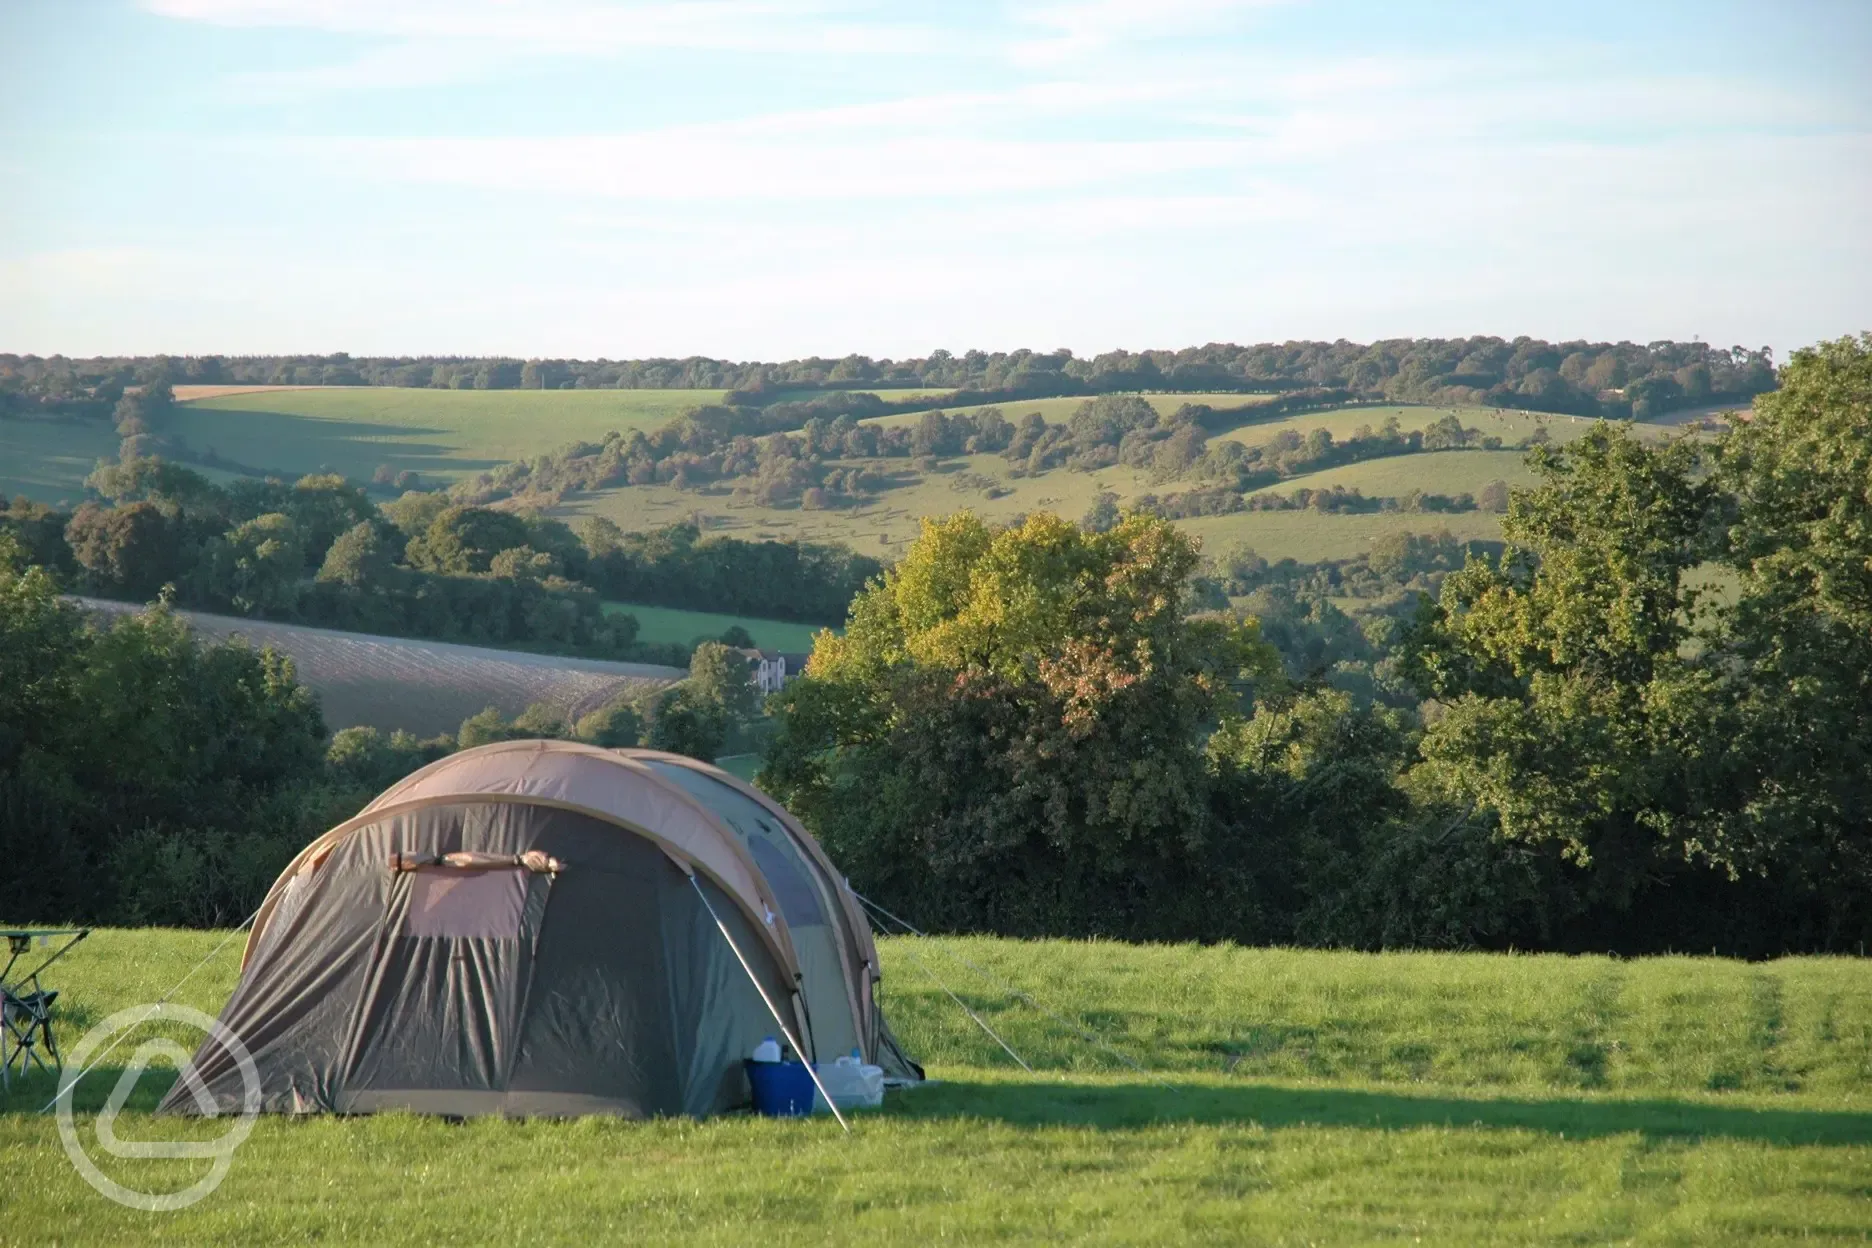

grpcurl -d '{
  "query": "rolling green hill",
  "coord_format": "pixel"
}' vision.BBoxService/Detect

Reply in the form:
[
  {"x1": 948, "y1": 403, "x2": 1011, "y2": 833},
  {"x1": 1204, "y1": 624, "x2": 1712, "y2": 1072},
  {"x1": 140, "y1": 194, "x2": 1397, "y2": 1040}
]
[
  {"x1": 0, "y1": 414, "x2": 123, "y2": 502},
  {"x1": 863, "y1": 391, "x2": 1276, "y2": 429},
  {"x1": 1249, "y1": 448, "x2": 1541, "y2": 500},
  {"x1": 168, "y1": 387, "x2": 729, "y2": 485},
  {"x1": 6, "y1": 385, "x2": 1702, "y2": 569}
]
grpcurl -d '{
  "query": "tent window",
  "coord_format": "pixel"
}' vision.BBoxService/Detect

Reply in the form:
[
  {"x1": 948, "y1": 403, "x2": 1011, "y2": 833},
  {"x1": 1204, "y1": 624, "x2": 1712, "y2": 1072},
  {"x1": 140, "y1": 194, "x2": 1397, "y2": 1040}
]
[
  {"x1": 406, "y1": 868, "x2": 527, "y2": 938},
  {"x1": 746, "y1": 834, "x2": 825, "y2": 928}
]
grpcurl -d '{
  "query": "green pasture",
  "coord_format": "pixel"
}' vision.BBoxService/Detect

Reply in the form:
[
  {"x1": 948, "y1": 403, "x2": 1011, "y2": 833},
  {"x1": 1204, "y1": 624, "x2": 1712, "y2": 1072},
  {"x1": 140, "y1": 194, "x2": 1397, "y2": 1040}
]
[
  {"x1": 1250, "y1": 448, "x2": 1540, "y2": 500},
  {"x1": 564, "y1": 444, "x2": 1516, "y2": 564},
  {"x1": 1180, "y1": 508, "x2": 1507, "y2": 563},
  {"x1": 169, "y1": 387, "x2": 728, "y2": 485},
  {"x1": 0, "y1": 415, "x2": 121, "y2": 503},
  {"x1": 603, "y1": 601, "x2": 829, "y2": 652},
  {"x1": 1, "y1": 929, "x2": 1868, "y2": 1243},
  {"x1": 862, "y1": 392, "x2": 1276, "y2": 429}
]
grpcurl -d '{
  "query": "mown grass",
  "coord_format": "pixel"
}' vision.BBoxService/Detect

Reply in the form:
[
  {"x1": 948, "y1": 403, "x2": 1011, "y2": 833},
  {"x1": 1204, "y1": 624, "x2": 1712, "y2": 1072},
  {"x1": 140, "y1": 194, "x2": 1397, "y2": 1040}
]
[
  {"x1": 601, "y1": 601, "x2": 829, "y2": 652},
  {"x1": 169, "y1": 387, "x2": 728, "y2": 486},
  {"x1": 1, "y1": 928, "x2": 1867, "y2": 1244}
]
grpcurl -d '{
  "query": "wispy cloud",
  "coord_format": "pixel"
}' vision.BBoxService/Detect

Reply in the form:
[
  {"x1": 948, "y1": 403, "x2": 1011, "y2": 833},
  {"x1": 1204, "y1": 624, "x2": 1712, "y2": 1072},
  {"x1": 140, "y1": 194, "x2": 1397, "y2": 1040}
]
[{"x1": 148, "y1": 0, "x2": 966, "y2": 90}]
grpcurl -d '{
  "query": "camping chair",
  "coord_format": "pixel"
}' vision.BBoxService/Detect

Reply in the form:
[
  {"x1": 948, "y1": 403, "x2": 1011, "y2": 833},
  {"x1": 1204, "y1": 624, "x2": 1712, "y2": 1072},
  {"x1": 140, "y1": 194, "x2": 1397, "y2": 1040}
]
[{"x1": 0, "y1": 929, "x2": 89, "y2": 1092}]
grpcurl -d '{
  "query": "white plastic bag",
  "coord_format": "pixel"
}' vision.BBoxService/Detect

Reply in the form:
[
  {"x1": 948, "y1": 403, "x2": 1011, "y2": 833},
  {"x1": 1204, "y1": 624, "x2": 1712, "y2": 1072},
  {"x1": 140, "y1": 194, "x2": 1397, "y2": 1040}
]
[{"x1": 812, "y1": 1055, "x2": 885, "y2": 1111}]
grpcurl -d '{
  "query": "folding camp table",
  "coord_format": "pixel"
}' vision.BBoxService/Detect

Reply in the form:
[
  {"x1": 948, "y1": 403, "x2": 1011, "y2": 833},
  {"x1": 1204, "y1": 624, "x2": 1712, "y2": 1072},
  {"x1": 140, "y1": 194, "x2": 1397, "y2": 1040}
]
[{"x1": 1, "y1": 928, "x2": 89, "y2": 1091}]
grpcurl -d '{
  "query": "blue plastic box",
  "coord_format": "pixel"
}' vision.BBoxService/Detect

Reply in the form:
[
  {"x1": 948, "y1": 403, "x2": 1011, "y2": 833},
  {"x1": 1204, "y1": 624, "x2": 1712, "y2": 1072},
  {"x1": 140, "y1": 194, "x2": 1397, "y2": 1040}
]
[{"x1": 745, "y1": 1059, "x2": 816, "y2": 1117}]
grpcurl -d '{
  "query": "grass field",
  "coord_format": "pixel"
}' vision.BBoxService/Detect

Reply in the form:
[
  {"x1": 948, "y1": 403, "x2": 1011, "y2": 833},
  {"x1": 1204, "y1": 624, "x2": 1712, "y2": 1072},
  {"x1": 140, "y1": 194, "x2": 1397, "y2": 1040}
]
[
  {"x1": 1249, "y1": 448, "x2": 1541, "y2": 500},
  {"x1": 602, "y1": 601, "x2": 830, "y2": 652},
  {"x1": 1, "y1": 928, "x2": 1867, "y2": 1244},
  {"x1": 5, "y1": 390, "x2": 1703, "y2": 572},
  {"x1": 169, "y1": 387, "x2": 729, "y2": 486},
  {"x1": 0, "y1": 414, "x2": 121, "y2": 503},
  {"x1": 567, "y1": 440, "x2": 1519, "y2": 564},
  {"x1": 863, "y1": 392, "x2": 1277, "y2": 429},
  {"x1": 75, "y1": 597, "x2": 682, "y2": 738}
]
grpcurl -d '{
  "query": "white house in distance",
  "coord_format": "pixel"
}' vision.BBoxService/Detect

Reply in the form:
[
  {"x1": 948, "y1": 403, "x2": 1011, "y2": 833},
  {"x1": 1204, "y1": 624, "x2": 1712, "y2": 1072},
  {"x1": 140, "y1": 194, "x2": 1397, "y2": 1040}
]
[{"x1": 735, "y1": 649, "x2": 811, "y2": 695}]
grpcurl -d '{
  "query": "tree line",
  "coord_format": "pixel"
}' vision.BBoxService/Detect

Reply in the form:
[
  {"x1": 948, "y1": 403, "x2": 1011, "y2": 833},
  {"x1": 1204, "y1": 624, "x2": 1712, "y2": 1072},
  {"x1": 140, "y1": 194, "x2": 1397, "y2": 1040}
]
[
  {"x1": 0, "y1": 457, "x2": 882, "y2": 662},
  {"x1": 761, "y1": 335, "x2": 1871, "y2": 957},
  {"x1": 0, "y1": 544, "x2": 764, "y2": 927},
  {"x1": 4, "y1": 335, "x2": 1774, "y2": 424}
]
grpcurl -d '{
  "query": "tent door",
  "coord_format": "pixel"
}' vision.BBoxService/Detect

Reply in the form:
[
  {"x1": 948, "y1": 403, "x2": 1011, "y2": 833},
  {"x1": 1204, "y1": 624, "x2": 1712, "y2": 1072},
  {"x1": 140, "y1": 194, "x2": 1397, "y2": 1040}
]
[{"x1": 338, "y1": 865, "x2": 553, "y2": 1104}]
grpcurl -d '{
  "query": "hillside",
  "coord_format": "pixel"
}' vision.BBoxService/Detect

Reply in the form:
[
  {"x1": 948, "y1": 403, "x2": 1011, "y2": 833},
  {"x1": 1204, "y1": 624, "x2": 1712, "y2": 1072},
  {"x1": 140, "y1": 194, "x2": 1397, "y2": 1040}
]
[
  {"x1": 74, "y1": 596, "x2": 683, "y2": 737},
  {"x1": 5, "y1": 384, "x2": 1731, "y2": 567},
  {"x1": 169, "y1": 387, "x2": 731, "y2": 486}
]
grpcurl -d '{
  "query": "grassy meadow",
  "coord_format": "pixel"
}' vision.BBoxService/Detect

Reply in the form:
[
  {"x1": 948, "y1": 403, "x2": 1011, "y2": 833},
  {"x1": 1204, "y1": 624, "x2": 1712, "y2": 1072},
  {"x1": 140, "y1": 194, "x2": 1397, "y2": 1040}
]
[
  {"x1": 861, "y1": 391, "x2": 1278, "y2": 429},
  {"x1": 602, "y1": 601, "x2": 830, "y2": 653},
  {"x1": 0, "y1": 414, "x2": 123, "y2": 503},
  {"x1": 168, "y1": 387, "x2": 729, "y2": 486},
  {"x1": 1, "y1": 928, "x2": 1867, "y2": 1244}
]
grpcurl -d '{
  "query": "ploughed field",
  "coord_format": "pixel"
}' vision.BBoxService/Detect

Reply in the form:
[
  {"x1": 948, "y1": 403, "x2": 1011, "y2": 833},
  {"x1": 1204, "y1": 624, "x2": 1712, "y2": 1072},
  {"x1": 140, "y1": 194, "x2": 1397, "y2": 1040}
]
[
  {"x1": 3, "y1": 929, "x2": 1867, "y2": 1244},
  {"x1": 73, "y1": 597, "x2": 683, "y2": 738}
]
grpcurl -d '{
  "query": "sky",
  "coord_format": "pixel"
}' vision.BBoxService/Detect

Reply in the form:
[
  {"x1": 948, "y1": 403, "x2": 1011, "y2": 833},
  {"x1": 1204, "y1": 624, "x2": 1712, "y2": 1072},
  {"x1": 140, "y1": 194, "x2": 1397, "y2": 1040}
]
[{"x1": 2, "y1": 0, "x2": 1869, "y2": 360}]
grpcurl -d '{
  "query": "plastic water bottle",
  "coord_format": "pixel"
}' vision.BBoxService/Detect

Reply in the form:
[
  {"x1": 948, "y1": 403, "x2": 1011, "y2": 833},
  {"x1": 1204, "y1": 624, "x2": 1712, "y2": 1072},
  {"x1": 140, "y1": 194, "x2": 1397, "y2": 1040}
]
[{"x1": 751, "y1": 1036, "x2": 781, "y2": 1063}]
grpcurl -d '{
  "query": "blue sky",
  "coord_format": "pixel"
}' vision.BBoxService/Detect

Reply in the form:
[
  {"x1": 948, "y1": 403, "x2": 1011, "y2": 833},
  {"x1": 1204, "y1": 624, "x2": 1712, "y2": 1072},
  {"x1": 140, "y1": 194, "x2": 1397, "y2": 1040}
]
[{"x1": 3, "y1": 0, "x2": 1868, "y2": 359}]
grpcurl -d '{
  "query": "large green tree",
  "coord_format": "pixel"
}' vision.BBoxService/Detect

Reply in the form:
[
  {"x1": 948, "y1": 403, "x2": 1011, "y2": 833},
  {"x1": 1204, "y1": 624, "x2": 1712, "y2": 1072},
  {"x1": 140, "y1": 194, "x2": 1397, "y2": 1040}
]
[
  {"x1": 1405, "y1": 425, "x2": 1725, "y2": 901},
  {"x1": 1709, "y1": 333, "x2": 1872, "y2": 927},
  {"x1": 762, "y1": 510, "x2": 1278, "y2": 937}
]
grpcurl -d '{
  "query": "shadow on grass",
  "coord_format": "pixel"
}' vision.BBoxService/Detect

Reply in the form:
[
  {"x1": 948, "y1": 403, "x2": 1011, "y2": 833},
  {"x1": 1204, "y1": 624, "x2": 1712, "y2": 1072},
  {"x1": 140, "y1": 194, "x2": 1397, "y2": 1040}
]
[
  {"x1": 884, "y1": 1079, "x2": 1872, "y2": 1146},
  {"x1": 10, "y1": 1070, "x2": 1868, "y2": 1148}
]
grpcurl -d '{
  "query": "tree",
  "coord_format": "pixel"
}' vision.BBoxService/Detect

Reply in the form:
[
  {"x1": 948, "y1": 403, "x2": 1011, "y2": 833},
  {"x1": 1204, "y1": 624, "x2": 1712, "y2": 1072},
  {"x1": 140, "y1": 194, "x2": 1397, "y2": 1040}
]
[
  {"x1": 574, "y1": 699, "x2": 644, "y2": 748},
  {"x1": 643, "y1": 686, "x2": 727, "y2": 760},
  {"x1": 1477, "y1": 479, "x2": 1510, "y2": 514},
  {"x1": 763, "y1": 510, "x2": 1280, "y2": 938},
  {"x1": 1708, "y1": 333, "x2": 1872, "y2": 923},
  {"x1": 1406, "y1": 424, "x2": 1724, "y2": 899},
  {"x1": 1080, "y1": 491, "x2": 1121, "y2": 533},
  {"x1": 317, "y1": 521, "x2": 399, "y2": 588},
  {"x1": 66, "y1": 501, "x2": 179, "y2": 598},
  {"x1": 207, "y1": 512, "x2": 306, "y2": 614},
  {"x1": 687, "y1": 641, "x2": 760, "y2": 723},
  {"x1": 406, "y1": 506, "x2": 532, "y2": 575}
]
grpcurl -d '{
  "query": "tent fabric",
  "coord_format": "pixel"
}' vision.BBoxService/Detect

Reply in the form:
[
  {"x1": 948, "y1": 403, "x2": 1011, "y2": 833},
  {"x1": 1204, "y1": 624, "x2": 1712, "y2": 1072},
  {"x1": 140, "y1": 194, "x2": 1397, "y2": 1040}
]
[{"x1": 163, "y1": 744, "x2": 920, "y2": 1119}]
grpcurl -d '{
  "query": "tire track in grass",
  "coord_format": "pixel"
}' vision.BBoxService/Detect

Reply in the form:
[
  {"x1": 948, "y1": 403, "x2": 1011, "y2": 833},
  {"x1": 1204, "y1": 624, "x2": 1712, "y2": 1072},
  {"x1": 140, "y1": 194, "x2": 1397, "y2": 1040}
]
[{"x1": 1564, "y1": 963, "x2": 1628, "y2": 1090}]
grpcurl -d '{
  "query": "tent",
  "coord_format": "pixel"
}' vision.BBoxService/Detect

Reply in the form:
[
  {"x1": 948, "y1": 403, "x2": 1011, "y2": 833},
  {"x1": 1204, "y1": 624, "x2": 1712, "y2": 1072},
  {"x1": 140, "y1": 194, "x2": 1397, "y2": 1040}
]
[{"x1": 161, "y1": 742, "x2": 920, "y2": 1119}]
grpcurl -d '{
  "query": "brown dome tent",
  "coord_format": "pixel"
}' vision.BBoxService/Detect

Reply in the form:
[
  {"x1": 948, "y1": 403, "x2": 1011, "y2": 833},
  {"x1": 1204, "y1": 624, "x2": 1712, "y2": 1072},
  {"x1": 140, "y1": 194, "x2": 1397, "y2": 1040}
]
[{"x1": 161, "y1": 742, "x2": 920, "y2": 1118}]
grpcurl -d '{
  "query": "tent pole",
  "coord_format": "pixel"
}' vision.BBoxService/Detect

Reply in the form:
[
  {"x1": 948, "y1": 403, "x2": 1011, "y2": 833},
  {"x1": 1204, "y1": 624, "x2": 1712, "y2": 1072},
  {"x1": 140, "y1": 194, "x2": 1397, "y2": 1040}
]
[
  {"x1": 686, "y1": 873, "x2": 852, "y2": 1133},
  {"x1": 857, "y1": 891, "x2": 1174, "y2": 1091},
  {"x1": 39, "y1": 901, "x2": 264, "y2": 1116}
]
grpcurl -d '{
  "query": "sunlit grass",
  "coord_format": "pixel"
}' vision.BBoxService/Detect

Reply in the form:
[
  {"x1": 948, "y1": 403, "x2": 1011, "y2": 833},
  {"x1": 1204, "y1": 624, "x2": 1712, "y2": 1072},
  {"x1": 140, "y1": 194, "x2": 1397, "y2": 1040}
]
[{"x1": 2, "y1": 928, "x2": 1867, "y2": 1243}]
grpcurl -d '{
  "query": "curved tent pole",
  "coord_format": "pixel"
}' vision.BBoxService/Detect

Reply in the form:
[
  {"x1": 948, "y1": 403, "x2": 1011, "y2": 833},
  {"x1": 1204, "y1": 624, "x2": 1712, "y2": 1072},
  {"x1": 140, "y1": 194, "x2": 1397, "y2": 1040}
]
[{"x1": 684, "y1": 872, "x2": 851, "y2": 1134}]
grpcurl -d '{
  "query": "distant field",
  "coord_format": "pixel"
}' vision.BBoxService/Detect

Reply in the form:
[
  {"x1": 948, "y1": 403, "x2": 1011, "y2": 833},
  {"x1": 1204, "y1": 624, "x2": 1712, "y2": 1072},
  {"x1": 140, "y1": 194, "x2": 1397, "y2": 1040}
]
[
  {"x1": 73, "y1": 597, "x2": 682, "y2": 736},
  {"x1": 563, "y1": 424, "x2": 1525, "y2": 563},
  {"x1": 3, "y1": 929, "x2": 1867, "y2": 1244},
  {"x1": 1179, "y1": 508, "x2": 1508, "y2": 562},
  {"x1": 169, "y1": 384, "x2": 324, "y2": 401},
  {"x1": 864, "y1": 391, "x2": 1275, "y2": 429},
  {"x1": 170, "y1": 387, "x2": 728, "y2": 485},
  {"x1": 0, "y1": 414, "x2": 121, "y2": 502},
  {"x1": 1251, "y1": 448, "x2": 1541, "y2": 500},
  {"x1": 603, "y1": 601, "x2": 830, "y2": 652}
]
